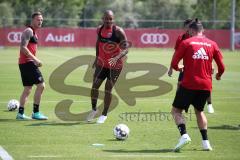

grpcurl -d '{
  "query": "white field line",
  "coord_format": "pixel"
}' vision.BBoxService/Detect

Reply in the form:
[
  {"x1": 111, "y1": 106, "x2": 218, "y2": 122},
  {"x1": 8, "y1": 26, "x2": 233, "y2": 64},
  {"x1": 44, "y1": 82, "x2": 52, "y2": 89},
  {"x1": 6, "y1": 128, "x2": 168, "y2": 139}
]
[
  {"x1": 27, "y1": 154, "x2": 184, "y2": 159},
  {"x1": 28, "y1": 155, "x2": 61, "y2": 158},
  {"x1": 109, "y1": 154, "x2": 185, "y2": 158},
  {"x1": 0, "y1": 146, "x2": 14, "y2": 160}
]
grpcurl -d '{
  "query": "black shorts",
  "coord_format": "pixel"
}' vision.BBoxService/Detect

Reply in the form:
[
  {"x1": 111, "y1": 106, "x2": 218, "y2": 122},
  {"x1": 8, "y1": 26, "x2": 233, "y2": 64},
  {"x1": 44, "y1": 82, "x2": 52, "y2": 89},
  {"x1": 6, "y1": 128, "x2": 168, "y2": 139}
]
[
  {"x1": 178, "y1": 71, "x2": 184, "y2": 82},
  {"x1": 94, "y1": 65, "x2": 122, "y2": 82},
  {"x1": 19, "y1": 61, "x2": 44, "y2": 86},
  {"x1": 172, "y1": 85, "x2": 210, "y2": 112}
]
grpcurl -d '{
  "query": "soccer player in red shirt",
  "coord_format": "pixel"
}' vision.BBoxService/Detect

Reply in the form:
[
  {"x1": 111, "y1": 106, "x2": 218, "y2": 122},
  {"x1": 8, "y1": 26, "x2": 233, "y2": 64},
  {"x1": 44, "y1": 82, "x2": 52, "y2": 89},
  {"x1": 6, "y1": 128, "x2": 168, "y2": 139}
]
[
  {"x1": 170, "y1": 19, "x2": 225, "y2": 151},
  {"x1": 169, "y1": 19, "x2": 215, "y2": 114},
  {"x1": 86, "y1": 10, "x2": 128, "y2": 123},
  {"x1": 168, "y1": 19, "x2": 193, "y2": 84},
  {"x1": 17, "y1": 12, "x2": 48, "y2": 120}
]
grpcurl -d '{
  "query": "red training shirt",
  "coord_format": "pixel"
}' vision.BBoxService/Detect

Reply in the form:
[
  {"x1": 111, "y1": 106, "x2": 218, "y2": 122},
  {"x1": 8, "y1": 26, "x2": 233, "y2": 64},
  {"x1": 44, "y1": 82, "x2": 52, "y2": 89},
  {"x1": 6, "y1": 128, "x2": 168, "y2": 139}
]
[
  {"x1": 97, "y1": 25, "x2": 122, "y2": 69},
  {"x1": 171, "y1": 35, "x2": 225, "y2": 91},
  {"x1": 18, "y1": 27, "x2": 38, "y2": 64},
  {"x1": 174, "y1": 33, "x2": 191, "y2": 50}
]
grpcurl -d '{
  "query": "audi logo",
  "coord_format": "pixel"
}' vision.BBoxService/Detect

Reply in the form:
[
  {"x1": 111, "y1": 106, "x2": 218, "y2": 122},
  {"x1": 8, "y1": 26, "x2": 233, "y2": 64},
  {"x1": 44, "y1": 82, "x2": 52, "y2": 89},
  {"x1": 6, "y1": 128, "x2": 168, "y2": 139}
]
[
  {"x1": 141, "y1": 33, "x2": 169, "y2": 44},
  {"x1": 235, "y1": 33, "x2": 240, "y2": 47},
  {"x1": 7, "y1": 32, "x2": 22, "y2": 43}
]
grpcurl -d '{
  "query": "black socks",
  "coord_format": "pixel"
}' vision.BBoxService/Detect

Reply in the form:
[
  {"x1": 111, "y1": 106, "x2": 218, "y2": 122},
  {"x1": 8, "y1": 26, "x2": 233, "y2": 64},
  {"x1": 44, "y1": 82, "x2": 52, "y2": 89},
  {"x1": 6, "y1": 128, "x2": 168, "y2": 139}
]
[
  {"x1": 200, "y1": 129, "x2": 208, "y2": 140},
  {"x1": 18, "y1": 106, "x2": 24, "y2": 114},
  {"x1": 33, "y1": 104, "x2": 39, "y2": 113},
  {"x1": 178, "y1": 124, "x2": 187, "y2": 136},
  {"x1": 102, "y1": 107, "x2": 108, "y2": 116},
  {"x1": 18, "y1": 104, "x2": 40, "y2": 114}
]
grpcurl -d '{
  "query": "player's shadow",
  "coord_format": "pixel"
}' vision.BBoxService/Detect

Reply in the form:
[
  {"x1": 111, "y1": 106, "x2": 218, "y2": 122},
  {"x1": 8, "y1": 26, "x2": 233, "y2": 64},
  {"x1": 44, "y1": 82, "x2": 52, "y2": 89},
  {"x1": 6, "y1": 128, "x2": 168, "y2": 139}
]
[
  {"x1": 192, "y1": 124, "x2": 240, "y2": 131},
  {"x1": 103, "y1": 149, "x2": 173, "y2": 153},
  {"x1": 25, "y1": 121, "x2": 95, "y2": 127},
  {"x1": 107, "y1": 139, "x2": 122, "y2": 142},
  {"x1": 103, "y1": 148, "x2": 206, "y2": 154},
  {"x1": 3, "y1": 110, "x2": 17, "y2": 112},
  {"x1": 0, "y1": 118, "x2": 22, "y2": 122},
  {"x1": 208, "y1": 125, "x2": 240, "y2": 131}
]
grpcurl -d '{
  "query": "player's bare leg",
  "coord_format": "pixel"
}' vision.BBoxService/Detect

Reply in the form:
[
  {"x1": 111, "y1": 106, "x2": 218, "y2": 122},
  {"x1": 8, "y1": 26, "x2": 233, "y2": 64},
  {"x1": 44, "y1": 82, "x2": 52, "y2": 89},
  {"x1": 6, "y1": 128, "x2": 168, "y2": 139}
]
[
  {"x1": 32, "y1": 82, "x2": 48, "y2": 120},
  {"x1": 195, "y1": 108, "x2": 207, "y2": 129},
  {"x1": 34, "y1": 82, "x2": 45, "y2": 105},
  {"x1": 171, "y1": 107, "x2": 186, "y2": 125},
  {"x1": 171, "y1": 107, "x2": 191, "y2": 152},
  {"x1": 17, "y1": 86, "x2": 32, "y2": 120},
  {"x1": 87, "y1": 78, "x2": 104, "y2": 122},
  {"x1": 194, "y1": 108, "x2": 212, "y2": 151},
  {"x1": 20, "y1": 86, "x2": 32, "y2": 107},
  {"x1": 97, "y1": 79, "x2": 116, "y2": 124},
  {"x1": 91, "y1": 78, "x2": 104, "y2": 111},
  {"x1": 103, "y1": 79, "x2": 115, "y2": 115}
]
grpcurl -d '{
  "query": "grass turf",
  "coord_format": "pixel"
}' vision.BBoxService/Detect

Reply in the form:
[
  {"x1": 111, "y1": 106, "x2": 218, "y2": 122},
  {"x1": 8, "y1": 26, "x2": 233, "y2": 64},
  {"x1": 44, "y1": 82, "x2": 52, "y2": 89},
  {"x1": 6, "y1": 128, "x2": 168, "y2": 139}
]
[{"x1": 0, "y1": 47, "x2": 240, "y2": 160}]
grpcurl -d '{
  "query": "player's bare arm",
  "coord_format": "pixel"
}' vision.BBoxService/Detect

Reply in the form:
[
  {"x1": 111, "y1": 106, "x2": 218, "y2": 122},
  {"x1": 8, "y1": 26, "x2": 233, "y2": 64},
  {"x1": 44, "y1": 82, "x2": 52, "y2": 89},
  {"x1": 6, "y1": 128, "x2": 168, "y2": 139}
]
[
  {"x1": 108, "y1": 27, "x2": 129, "y2": 66},
  {"x1": 213, "y1": 47, "x2": 225, "y2": 81},
  {"x1": 116, "y1": 27, "x2": 128, "y2": 57},
  {"x1": 92, "y1": 38, "x2": 99, "y2": 68},
  {"x1": 93, "y1": 26, "x2": 102, "y2": 68},
  {"x1": 168, "y1": 51, "x2": 177, "y2": 77},
  {"x1": 20, "y1": 28, "x2": 42, "y2": 67}
]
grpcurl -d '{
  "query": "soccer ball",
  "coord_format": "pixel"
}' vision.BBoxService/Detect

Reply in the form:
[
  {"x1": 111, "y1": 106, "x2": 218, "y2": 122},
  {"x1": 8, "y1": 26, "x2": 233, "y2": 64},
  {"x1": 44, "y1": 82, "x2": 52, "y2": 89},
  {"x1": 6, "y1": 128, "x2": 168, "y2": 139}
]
[
  {"x1": 113, "y1": 124, "x2": 130, "y2": 140},
  {"x1": 7, "y1": 99, "x2": 20, "y2": 111}
]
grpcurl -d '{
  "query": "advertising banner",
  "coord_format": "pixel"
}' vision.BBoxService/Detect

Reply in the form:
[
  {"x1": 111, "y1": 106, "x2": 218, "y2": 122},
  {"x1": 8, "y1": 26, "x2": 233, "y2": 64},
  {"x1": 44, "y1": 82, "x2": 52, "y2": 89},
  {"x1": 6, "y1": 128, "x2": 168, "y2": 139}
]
[{"x1": 0, "y1": 27, "x2": 239, "y2": 49}]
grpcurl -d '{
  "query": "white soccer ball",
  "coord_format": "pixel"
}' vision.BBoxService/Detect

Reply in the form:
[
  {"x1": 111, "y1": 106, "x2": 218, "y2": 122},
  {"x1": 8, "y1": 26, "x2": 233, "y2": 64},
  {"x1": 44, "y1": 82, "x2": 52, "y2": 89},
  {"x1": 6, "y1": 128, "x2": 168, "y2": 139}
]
[
  {"x1": 7, "y1": 99, "x2": 20, "y2": 111},
  {"x1": 113, "y1": 124, "x2": 130, "y2": 140}
]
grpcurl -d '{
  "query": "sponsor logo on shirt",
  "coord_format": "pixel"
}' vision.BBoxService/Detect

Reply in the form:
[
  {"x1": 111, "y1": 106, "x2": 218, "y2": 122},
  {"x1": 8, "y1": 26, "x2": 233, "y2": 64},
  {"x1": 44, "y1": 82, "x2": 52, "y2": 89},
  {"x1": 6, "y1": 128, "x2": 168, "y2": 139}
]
[
  {"x1": 192, "y1": 47, "x2": 209, "y2": 60},
  {"x1": 190, "y1": 41, "x2": 211, "y2": 47}
]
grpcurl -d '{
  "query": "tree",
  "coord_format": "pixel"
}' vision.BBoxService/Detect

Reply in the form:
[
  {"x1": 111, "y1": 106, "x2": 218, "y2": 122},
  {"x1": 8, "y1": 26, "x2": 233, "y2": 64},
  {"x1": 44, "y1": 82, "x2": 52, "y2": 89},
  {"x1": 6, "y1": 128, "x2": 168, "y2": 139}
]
[
  {"x1": 3, "y1": 0, "x2": 85, "y2": 27},
  {"x1": 192, "y1": 0, "x2": 240, "y2": 29},
  {"x1": 0, "y1": 2, "x2": 13, "y2": 27},
  {"x1": 0, "y1": 0, "x2": 238, "y2": 29},
  {"x1": 237, "y1": 0, "x2": 240, "y2": 28}
]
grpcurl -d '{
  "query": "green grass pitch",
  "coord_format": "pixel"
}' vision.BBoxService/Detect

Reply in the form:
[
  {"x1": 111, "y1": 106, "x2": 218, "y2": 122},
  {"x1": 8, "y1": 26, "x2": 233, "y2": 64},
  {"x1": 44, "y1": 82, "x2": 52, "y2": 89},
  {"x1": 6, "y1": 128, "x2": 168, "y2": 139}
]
[{"x1": 0, "y1": 47, "x2": 240, "y2": 160}]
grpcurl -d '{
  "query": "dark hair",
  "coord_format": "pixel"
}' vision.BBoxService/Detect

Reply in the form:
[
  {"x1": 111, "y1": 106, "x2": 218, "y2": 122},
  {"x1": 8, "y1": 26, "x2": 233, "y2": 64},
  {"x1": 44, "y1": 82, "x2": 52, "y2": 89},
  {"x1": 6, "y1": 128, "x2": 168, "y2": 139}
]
[
  {"x1": 183, "y1": 18, "x2": 193, "y2": 27},
  {"x1": 103, "y1": 10, "x2": 114, "y2": 17},
  {"x1": 189, "y1": 18, "x2": 203, "y2": 32},
  {"x1": 31, "y1": 11, "x2": 42, "y2": 19}
]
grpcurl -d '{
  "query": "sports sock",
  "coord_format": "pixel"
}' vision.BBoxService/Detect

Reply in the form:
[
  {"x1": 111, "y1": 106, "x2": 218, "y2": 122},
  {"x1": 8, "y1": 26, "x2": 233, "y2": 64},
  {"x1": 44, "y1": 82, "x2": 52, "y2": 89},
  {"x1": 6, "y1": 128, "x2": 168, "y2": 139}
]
[
  {"x1": 33, "y1": 104, "x2": 39, "y2": 113},
  {"x1": 102, "y1": 107, "x2": 108, "y2": 116},
  {"x1": 18, "y1": 106, "x2": 24, "y2": 114},
  {"x1": 178, "y1": 124, "x2": 187, "y2": 136},
  {"x1": 92, "y1": 102, "x2": 97, "y2": 111},
  {"x1": 200, "y1": 129, "x2": 208, "y2": 140}
]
